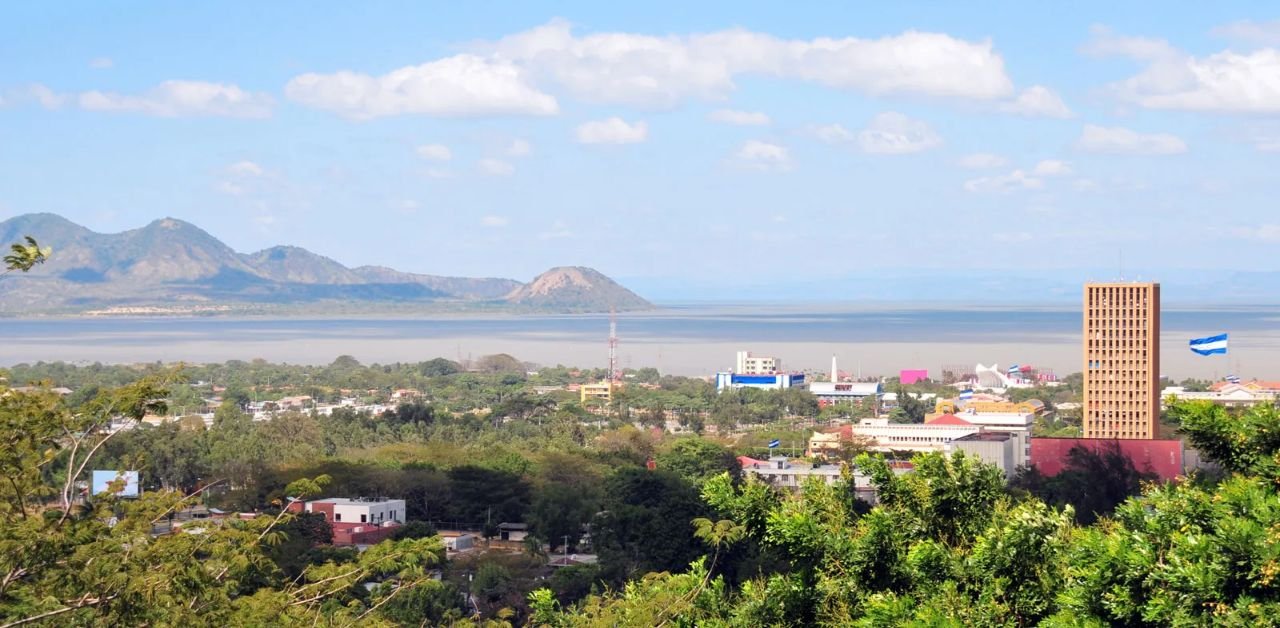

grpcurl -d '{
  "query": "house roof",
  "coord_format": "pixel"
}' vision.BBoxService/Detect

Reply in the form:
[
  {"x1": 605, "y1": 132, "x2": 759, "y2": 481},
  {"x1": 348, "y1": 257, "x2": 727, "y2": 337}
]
[{"x1": 926, "y1": 413, "x2": 973, "y2": 426}]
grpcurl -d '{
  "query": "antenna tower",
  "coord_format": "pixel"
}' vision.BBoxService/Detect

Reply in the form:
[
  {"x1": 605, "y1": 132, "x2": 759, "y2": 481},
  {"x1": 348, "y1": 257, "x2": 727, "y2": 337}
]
[{"x1": 609, "y1": 307, "x2": 619, "y2": 383}]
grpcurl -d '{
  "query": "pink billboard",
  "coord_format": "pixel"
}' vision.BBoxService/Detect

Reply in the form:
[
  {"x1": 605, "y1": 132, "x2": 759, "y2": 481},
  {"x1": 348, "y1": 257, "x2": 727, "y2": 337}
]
[{"x1": 900, "y1": 369, "x2": 929, "y2": 385}]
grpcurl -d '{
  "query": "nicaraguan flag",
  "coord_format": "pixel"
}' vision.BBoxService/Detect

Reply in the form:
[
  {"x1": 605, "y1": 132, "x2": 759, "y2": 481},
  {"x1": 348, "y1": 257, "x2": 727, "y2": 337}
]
[
  {"x1": 1007, "y1": 364, "x2": 1020, "y2": 374},
  {"x1": 767, "y1": 439, "x2": 781, "y2": 448},
  {"x1": 959, "y1": 389, "x2": 974, "y2": 400},
  {"x1": 1189, "y1": 333, "x2": 1228, "y2": 356},
  {"x1": 1226, "y1": 374, "x2": 1241, "y2": 384}
]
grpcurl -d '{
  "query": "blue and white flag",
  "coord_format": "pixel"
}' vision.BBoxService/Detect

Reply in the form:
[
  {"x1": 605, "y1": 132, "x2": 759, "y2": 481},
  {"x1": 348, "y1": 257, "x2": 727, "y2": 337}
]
[
  {"x1": 1226, "y1": 374, "x2": 1241, "y2": 384},
  {"x1": 959, "y1": 389, "x2": 974, "y2": 401},
  {"x1": 1007, "y1": 364, "x2": 1020, "y2": 374},
  {"x1": 767, "y1": 439, "x2": 781, "y2": 449},
  {"x1": 1189, "y1": 333, "x2": 1228, "y2": 356}
]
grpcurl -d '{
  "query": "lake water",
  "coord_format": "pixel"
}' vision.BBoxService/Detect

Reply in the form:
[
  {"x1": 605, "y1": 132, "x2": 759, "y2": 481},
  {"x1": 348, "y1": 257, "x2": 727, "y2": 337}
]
[{"x1": 1, "y1": 303, "x2": 1277, "y2": 379}]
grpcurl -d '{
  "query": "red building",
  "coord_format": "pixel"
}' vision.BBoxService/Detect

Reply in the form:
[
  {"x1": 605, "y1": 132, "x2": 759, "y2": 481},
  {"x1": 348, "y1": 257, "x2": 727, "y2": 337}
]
[{"x1": 1030, "y1": 437, "x2": 1183, "y2": 481}]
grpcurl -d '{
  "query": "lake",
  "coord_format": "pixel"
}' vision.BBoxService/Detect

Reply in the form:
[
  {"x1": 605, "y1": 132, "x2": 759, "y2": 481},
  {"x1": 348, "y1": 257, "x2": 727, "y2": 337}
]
[{"x1": 1, "y1": 303, "x2": 1276, "y2": 379}]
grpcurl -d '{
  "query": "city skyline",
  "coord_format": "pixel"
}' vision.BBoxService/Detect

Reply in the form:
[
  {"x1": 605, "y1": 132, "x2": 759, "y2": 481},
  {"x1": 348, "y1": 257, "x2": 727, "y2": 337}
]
[{"x1": 3, "y1": 3, "x2": 1280, "y2": 290}]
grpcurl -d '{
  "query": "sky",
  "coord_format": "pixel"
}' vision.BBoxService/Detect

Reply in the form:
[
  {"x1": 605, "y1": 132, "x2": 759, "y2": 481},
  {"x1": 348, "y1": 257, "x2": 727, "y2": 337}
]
[{"x1": 2, "y1": 2, "x2": 1279, "y2": 290}]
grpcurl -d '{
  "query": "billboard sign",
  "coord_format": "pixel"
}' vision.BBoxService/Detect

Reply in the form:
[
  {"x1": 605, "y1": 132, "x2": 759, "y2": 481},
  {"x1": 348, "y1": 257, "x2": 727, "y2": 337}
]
[{"x1": 91, "y1": 470, "x2": 140, "y2": 497}]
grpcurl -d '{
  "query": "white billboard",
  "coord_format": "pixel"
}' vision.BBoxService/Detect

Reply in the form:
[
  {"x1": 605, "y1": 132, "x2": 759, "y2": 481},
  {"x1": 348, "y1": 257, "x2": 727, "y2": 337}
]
[{"x1": 91, "y1": 470, "x2": 140, "y2": 497}]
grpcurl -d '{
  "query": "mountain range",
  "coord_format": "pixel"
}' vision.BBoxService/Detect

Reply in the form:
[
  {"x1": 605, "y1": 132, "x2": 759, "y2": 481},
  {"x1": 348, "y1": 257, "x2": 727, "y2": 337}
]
[{"x1": 0, "y1": 214, "x2": 652, "y2": 314}]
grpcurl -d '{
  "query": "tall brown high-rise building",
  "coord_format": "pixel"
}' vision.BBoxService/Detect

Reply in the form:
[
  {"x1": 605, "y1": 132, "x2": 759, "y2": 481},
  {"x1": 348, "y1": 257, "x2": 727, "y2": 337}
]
[{"x1": 1082, "y1": 282, "x2": 1161, "y2": 439}]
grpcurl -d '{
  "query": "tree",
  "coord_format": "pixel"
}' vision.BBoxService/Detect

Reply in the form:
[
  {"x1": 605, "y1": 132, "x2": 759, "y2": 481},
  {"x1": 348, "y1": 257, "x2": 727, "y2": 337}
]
[
  {"x1": 591, "y1": 468, "x2": 708, "y2": 581},
  {"x1": 3, "y1": 236, "x2": 50, "y2": 273},
  {"x1": 654, "y1": 437, "x2": 742, "y2": 486},
  {"x1": 888, "y1": 386, "x2": 928, "y2": 423},
  {"x1": 528, "y1": 483, "x2": 596, "y2": 552}
]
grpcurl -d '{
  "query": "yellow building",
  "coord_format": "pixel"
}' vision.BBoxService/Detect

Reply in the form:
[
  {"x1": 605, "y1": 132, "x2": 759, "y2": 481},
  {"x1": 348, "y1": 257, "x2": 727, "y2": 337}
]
[
  {"x1": 580, "y1": 380, "x2": 616, "y2": 404},
  {"x1": 931, "y1": 399, "x2": 1045, "y2": 418}
]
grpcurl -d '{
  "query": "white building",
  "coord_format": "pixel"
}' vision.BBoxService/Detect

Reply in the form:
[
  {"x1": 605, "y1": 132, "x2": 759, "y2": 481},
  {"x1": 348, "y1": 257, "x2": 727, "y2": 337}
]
[
  {"x1": 305, "y1": 497, "x2": 406, "y2": 525},
  {"x1": 810, "y1": 417, "x2": 981, "y2": 456},
  {"x1": 736, "y1": 351, "x2": 780, "y2": 374},
  {"x1": 950, "y1": 410, "x2": 1034, "y2": 433},
  {"x1": 946, "y1": 432, "x2": 1027, "y2": 479},
  {"x1": 739, "y1": 456, "x2": 883, "y2": 503},
  {"x1": 809, "y1": 381, "x2": 882, "y2": 406},
  {"x1": 1161, "y1": 384, "x2": 1278, "y2": 408}
]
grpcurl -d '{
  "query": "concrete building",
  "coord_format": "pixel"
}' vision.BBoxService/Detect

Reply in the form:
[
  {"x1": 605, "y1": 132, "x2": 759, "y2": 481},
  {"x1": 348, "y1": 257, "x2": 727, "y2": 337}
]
[
  {"x1": 946, "y1": 432, "x2": 1028, "y2": 479},
  {"x1": 810, "y1": 417, "x2": 981, "y2": 456},
  {"x1": 808, "y1": 381, "x2": 882, "y2": 407},
  {"x1": 736, "y1": 351, "x2": 780, "y2": 374},
  {"x1": 1031, "y1": 437, "x2": 1183, "y2": 481},
  {"x1": 738, "y1": 455, "x2": 884, "y2": 503},
  {"x1": 580, "y1": 381, "x2": 616, "y2": 403},
  {"x1": 304, "y1": 497, "x2": 406, "y2": 526},
  {"x1": 1083, "y1": 282, "x2": 1161, "y2": 439},
  {"x1": 716, "y1": 372, "x2": 805, "y2": 391},
  {"x1": 439, "y1": 530, "x2": 477, "y2": 552},
  {"x1": 1161, "y1": 384, "x2": 1277, "y2": 408}
]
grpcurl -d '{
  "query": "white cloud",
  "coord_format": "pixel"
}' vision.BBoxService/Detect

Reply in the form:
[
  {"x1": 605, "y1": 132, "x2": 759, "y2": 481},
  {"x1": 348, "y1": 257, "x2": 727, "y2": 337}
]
[
  {"x1": 1075, "y1": 124, "x2": 1187, "y2": 155},
  {"x1": 482, "y1": 19, "x2": 1014, "y2": 108},
  {"x1": 812, "y1": 123, "x2": 856, "y2": 144},
  {"x1": 1032, "y1": 159, "x2": 1072, "y2": 176},
  {"x1": 506, "y1": 138, "x2": 533, "y2": 156},
  {"x1": 285, "y1": 54, "x2": 559, "y2": 119},
  {"x1": 1085, "y1": 25, "x2": 1280, "y2": 113},
  {"x1": 478, "y1": 158, "x2": 515, "y2": 176},
  {"x1": 574, "y1": 117, "x2": 648, "y2": 144},
  {"x1": 1212, "y1": 20, "x2": 1280, "y2": 47},
  {"x1": 481, "y1": 215, "x2": 509, "y2": 227},
  {"x1": 416, "y1": 143, "x2": 453, "y2": 161},
  {"x1": 79, "y1": 80, "x2": 273, "y2": 117},
  {"x1": 857, "y1": 112, "x2": 942, "y2": 154},
  {"x1": 708, "y1": 109, "x2": 770, "y2": 125},
  {"x1": 226, "y1": 160, "x2": 265, "y2": 176},
  {"x1": 999, "y1": 85, "x2": 1073, "y2": 118},
  {"x1": 1080, "y1": 25, "x2": 1179, "y2": 61},
  {"x1": 963, "y1": 169, "x2": 1042, "y2": 193},
  {"x1": 89, "y1": 57, "x2": 114, "y2": 69},
  {"x1": 957, "y1": 153, "x2": 1008, "y2": 169},
  {"x1": 423, "y1": 168, "x2": 454, "y2": 179},
  {"x1": 1, "y1": 84, "x2": 67, "y2": 109},
  {"x1": 1231, "y1": 224, "x2": 1280, "y2": 242},
  {"x1": 732, "y1": 140, "x2": 792, "y2": 171}
]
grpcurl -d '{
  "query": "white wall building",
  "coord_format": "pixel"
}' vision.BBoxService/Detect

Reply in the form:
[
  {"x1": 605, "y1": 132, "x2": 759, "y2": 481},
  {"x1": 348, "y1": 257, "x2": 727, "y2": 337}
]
[
  {"x1": 305, "y1": 497, "x2": 406, "y2": 525},
  {"x1": 736, "y1": 351, "x2": 779, "y2": 374}
]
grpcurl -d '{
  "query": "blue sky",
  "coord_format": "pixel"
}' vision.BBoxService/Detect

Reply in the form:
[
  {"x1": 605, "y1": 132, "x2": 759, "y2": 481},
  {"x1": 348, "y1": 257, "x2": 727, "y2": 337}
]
[{"x1": 2, "y1": 2, "x2": 1279, "y2": 288}]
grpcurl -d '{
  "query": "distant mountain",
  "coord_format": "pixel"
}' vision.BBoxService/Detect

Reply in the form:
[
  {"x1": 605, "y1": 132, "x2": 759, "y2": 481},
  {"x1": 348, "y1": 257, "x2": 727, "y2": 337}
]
[
  {"x1": 505, "y1": 266, "x2": 652, "y2": 310},
  {"x1": 0, "y1": 213, "x2": 653, "y2": 314},
  {"x1": 351, "y1": 266, "x2": 521, "y2": 300}
]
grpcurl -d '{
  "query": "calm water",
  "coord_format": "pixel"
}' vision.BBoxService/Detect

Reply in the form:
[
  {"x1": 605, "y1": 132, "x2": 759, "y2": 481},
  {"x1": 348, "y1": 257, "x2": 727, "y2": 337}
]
[{"x1": 1, "y1": 304, "x2": 1276, "y2": 379}]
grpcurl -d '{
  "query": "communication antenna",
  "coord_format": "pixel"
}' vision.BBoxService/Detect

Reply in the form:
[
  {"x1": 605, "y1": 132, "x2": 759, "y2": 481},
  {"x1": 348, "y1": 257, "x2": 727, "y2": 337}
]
[{"x1": 609, "y1": 306, "x2": 619, "y2": 383}]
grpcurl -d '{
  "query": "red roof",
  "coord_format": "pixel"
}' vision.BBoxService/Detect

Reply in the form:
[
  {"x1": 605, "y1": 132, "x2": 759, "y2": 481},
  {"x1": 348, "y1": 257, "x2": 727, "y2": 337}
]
[
  {"x1": 737, "y1": 455, "x2": 766, "y2": 468},
  {"x1": 926, "y1": 414, "x2": 973, "y2": 426}
]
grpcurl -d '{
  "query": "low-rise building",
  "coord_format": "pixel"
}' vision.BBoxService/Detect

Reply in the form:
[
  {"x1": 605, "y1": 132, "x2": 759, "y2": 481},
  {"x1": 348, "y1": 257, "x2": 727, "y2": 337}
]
[
  {"x1": 439, "y1": 530, "x2": 477, "y2": 552},
  {"x1": 808, "y1": 381, "x2": 882, "y2": 407},
  {"x1": 809, "y1": 416, "x2": 981, "y2": 456},
  {"x1": 946, "y1": 432, "x2": 1027, "y2": 479},
  {"x1": 1029, "y1": 437, "x2": 1184, "y2": 481},
  {"x1": 580, "y1": 381, "x2": 616, "y2": 403},
  {"x1": 1161, "y1": 384, "x2": 1277, "y2": 408},
  {"x1": 715, "y1": 372, "x2": 805, "y2": 391},
  {"x1": 303, "y1": 497, "x2": 406, "y2": 526},
  {"x1": 738, "y1": 455, "x2": 881, "y2": 503}
]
